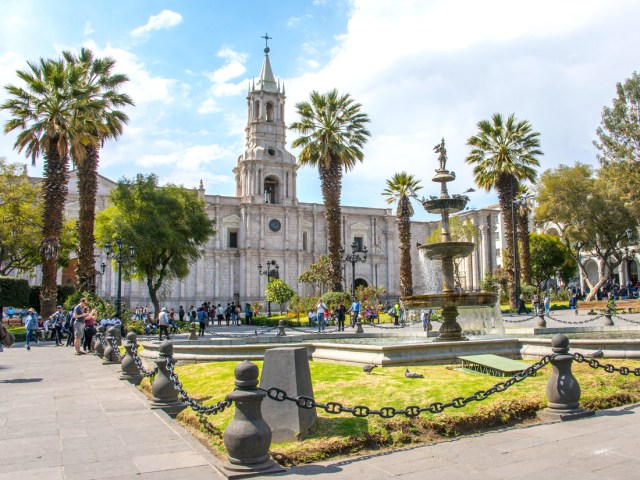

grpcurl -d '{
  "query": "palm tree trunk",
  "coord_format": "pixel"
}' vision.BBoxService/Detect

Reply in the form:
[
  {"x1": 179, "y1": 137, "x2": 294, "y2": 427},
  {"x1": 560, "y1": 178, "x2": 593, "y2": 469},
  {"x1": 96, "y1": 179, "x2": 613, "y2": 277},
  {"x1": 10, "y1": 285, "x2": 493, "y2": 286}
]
[
  {"x1": 398, "y1": 197, "x2": 413, "y2": 296},
  {"x1": 517, "y1": 207, "x2": 532, "y2": 285},
  {"x1": 321, "y1": 158, "x2": 344, "y2": 292},
  {"x1": 40, "y1": 140, "x2": 69, "y2": 317},
  {"x1": 497, "y1": 175, "x2": 519, "y2": 310},
  {"x1": 76, "y1": 145, "x2": 99, "y2": 292}
]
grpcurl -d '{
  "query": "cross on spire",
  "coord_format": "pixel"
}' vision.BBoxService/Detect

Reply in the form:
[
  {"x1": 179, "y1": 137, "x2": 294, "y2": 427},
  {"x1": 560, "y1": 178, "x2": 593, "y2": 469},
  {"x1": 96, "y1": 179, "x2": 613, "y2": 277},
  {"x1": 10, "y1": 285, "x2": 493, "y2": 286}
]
[{"x1": 261, "y1": 33, "x2": 272, "y2": 48}]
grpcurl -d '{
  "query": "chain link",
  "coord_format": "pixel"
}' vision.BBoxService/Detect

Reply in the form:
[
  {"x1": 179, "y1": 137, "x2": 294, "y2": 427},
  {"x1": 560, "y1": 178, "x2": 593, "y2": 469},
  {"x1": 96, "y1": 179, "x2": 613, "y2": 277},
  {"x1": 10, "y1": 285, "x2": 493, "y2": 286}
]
[
  {"x1": 612, "y1": 314, "x2": 640, "y2": 325},
  {"x1": 130, "y1": 343, "x2": 159, "y2": 378},
  {"x1": 545, "y1": 313, "x2": 603, "y2": 325},
  {"x1": 502, "y1": 314, "x2": 538, "y2": 324},
  {"x1": 164, "y1": 357, "x2": 233, "y2": 414},
  {"x1": 573, "y1": 352, "x2": 640, "y2": 376},
  {"x1": 99, "y1": 333, "x2": 108, "y2": 351},
  {"x1": 109, "y1": 337, "x2": 124, "y2": 361},
  {"x1": 259, "y1": 354, "x2": 554, "y2": 418}
]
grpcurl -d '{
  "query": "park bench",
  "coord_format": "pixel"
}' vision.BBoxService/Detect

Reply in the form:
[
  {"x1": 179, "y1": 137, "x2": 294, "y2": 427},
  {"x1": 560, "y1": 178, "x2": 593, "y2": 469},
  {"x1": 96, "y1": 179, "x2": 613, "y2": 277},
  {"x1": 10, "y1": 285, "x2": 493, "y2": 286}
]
[
  {"x1": 458, "y1": 354, "x2": 533, "y2": 377},
  {"x1": 576, "y1": 299, "x2": 640, "y2": 313},
  {"x1": 7, "y1": 317, "x2": 23, "y2": 328}
]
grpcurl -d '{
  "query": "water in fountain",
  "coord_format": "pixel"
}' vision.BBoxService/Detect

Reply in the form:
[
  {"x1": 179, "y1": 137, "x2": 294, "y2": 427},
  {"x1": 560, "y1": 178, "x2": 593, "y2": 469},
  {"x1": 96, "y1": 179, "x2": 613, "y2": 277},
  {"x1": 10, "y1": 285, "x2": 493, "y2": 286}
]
[
  {"x1": 457, "y1": 304, "x2": 505, "y2": 338},
  {"x1": 418, "y1": 252, "x2": 443, "y2": 294}
]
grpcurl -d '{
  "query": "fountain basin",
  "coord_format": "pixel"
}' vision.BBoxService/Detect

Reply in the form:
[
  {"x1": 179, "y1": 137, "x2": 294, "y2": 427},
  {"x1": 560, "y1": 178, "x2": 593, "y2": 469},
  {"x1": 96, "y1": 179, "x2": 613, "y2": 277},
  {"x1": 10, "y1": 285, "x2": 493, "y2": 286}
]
[
  {"x1": 401, "y1": 292, "x2": 499, "y2": 309},
  {"x1": 419, "y1": 241, "x2": 475, "y2": 260},
  {"x1": 422, "y1": 197, "x2": 467, "y2": 214}
]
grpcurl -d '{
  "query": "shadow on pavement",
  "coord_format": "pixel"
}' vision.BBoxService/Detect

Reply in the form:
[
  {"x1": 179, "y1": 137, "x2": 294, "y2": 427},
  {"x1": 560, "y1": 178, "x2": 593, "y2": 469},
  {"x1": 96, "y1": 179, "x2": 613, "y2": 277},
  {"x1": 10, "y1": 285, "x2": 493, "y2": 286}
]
[{"x1": 0, "y1": 378, "x2": 43, "y2": 384}]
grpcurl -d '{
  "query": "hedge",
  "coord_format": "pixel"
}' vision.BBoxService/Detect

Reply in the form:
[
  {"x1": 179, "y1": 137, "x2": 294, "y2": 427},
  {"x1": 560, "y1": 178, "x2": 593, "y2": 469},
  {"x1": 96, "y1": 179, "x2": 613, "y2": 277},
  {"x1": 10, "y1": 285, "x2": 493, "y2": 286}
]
[
  {"x1": 28, "y1": 285, "x2": 76, "y2": 312},
  {"x1": 0, "y1": 277, "x2": 30, "y2": 309}
]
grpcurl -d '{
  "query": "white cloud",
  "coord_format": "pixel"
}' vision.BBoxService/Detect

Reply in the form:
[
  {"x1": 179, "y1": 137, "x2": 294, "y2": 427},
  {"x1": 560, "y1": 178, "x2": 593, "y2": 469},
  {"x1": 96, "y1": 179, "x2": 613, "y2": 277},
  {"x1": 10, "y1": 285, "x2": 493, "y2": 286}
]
[
  {"x1": 83, "y1": 21, "x2": 94, "y2": 36},
  {"x1": 199, "y1": 47, "x2": 249, "y2": 114},
  {"x1": 287, "y1": 16, "x2": 302, "y2": 28},
  {"x1": 131, "y1": 10, "x2": 183, "y2": 38}
]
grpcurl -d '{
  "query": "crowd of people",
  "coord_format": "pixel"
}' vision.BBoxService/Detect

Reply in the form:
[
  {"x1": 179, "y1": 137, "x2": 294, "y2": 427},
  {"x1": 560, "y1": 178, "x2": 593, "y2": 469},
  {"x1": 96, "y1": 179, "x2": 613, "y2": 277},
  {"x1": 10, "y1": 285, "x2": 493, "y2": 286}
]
[{"x1": 308, "y1": 297, "x2": 410, "y2": 331}]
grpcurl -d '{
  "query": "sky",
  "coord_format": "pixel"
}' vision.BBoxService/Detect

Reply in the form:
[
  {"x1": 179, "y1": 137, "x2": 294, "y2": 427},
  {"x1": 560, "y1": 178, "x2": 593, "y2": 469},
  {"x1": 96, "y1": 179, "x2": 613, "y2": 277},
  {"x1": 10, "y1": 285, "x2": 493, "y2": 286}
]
[{"x1": 1, "y1": 0, "x2": 639, "y2": 221}]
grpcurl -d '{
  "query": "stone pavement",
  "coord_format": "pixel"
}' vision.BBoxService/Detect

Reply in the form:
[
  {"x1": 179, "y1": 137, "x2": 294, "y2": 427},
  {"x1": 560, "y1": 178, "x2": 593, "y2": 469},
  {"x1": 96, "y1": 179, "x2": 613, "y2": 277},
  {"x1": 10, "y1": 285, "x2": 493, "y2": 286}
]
[
  {"x1": 0, "y1": 342, "x2": 227, "y2": 480},
  {"x1": 2, "y1": 322, "x2": 640, "y2": 480}
]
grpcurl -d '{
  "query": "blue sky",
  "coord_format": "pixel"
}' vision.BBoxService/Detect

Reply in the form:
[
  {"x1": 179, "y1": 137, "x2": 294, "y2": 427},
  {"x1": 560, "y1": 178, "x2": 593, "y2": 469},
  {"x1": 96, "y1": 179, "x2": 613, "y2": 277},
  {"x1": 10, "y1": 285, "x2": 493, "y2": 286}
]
[{"x1": 1, "y1": 0, "x2": 640, "y2": 221}]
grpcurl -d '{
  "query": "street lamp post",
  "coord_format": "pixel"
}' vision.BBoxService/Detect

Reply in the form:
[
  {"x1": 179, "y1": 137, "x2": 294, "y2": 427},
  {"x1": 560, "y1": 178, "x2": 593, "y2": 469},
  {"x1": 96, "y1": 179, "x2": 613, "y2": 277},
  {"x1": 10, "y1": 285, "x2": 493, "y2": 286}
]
[
  {"x1": 258, "y1": 260, "x2": 279, "y2": 317},
  {"x1": 104, "y1": 239, "x2": 136, "y2": 320},
  {"x1": 339, "y1": 241, "x2": 368, "y2": 297}
]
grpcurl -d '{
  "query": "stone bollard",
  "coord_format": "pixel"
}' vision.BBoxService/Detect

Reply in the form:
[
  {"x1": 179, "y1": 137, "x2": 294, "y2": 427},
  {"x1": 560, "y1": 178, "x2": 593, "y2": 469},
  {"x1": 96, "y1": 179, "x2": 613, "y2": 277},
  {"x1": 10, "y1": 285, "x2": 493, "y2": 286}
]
[
  {"x1": 114, "y1": 325, "x2": 123, "y2": 346},
  {"x1": 223, "y1": 361, "x2": 285, "y2": 478},
  {"x1": 355, "y1": 320, "x2": 364, "y2": 334},
  {"x1": 102, "y1": 327, "x2": 120, "y2": 364},
  {"x1": 604, "y1": 312, "x2": 614, "y2": 326},
  {"x1": 276, "y1": 319, "x2": 287, "y2": 337},
  {"x1": 537, "y1": 334, "x2": 595, "y2": 422},
  {"x1": 150, "y1": 341, "x2": 185, "y2": 417},
  {"x1": 94, "y1": 325, "x2": 106, "y2": 358},
  {"x1": 188, "y1": 322, "x2": 198, "y2": 341},
  {"x1": 536, "y1": 312, "x2": 547, "y2": 328},
  {"x1": 119, "y1": 332, "x2": 143, "y2": 385}
]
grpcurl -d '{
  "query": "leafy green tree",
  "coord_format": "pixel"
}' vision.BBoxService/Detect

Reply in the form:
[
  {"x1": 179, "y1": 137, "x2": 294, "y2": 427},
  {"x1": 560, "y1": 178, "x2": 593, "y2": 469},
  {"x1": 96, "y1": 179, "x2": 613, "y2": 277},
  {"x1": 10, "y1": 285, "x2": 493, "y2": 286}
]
[
  {"x1": 290, "y1": 89, "x2": 371, "y2": 292},
  {"x1": 465, "y1": 113, "x2": 542, "y2": 309},
  {"x1": 594, "y1": 71, "x2": 640, "y2": 164},
  {"x1": 479, "y1": 273, "x2": 499, "y2": 293},
  {"x1": 2, "y1": 57, "x2": 99, "y2": 316},
  {"x1": 382, "y1": 172, "x2": 422, "y2": 296},
  {"x1": 288, "y1": 295, "x2": 317, "y2": 321},
  {"x1": 535, "y1": 163, "x2": 637, "y2": 300},
  {"x1": 265, "y1": 278, "x2": 296, "y2": 314},
  {"x1": 355, "y1": 284, "x2": 387, "y2": 310},
  {"x1": 298, "y1": 254, "x2": 331, "y2": 295},
  {"x1": 63, "y1": 48, "x2": 133, "y2": 292},
  {"x1": 529, "y1": 233, "x2": 576, "y2": 290},
  {"x1": 95, "y1": 174, "x2": 216, "y2": 315},
  {"x1": 598, "y1": 161, "x2": 640, "y2": 223}
]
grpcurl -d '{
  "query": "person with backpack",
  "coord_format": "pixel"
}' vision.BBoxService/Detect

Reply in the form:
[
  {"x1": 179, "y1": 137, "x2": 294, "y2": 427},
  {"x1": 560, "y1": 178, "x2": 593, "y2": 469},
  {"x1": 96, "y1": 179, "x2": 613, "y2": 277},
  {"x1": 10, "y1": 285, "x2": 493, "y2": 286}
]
[
  {"x1": 50, "y1": 305, "x2": 65, "y2": 346},
  {"x1": 158, "y1": 307, "x2": 171, "y2": 341},
  {"x1": 197, "y1": 307, "x2": 208, "y2": 336}
]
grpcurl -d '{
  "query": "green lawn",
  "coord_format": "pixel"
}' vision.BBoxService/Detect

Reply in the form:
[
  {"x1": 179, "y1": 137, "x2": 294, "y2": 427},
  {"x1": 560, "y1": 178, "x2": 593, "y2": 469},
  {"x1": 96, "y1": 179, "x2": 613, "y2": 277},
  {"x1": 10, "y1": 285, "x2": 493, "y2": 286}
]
[{"x1": 148, "y1": 357, "x2": 640, "y2": 464}]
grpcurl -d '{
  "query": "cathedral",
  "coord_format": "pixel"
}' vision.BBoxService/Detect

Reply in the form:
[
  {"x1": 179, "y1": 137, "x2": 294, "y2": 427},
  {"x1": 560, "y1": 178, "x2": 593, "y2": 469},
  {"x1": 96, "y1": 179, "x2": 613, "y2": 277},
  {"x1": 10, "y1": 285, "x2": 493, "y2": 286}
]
[{"x1": 59, "y1": 46, "x2": 504, "y2": 309}]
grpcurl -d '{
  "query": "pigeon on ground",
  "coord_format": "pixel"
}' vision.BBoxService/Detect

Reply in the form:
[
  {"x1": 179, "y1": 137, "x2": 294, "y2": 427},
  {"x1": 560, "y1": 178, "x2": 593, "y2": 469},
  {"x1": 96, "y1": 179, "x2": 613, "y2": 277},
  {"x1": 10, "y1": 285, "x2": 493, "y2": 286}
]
[
  {"x1": 585, "y1": 348, "x2": 604, "y2": 358},
  {"x1": 363, "y1": 364, "x2": 377, "y2": 375},
  {"x1": 405, "y1": 368, "x2": 424, "y2": 378}
]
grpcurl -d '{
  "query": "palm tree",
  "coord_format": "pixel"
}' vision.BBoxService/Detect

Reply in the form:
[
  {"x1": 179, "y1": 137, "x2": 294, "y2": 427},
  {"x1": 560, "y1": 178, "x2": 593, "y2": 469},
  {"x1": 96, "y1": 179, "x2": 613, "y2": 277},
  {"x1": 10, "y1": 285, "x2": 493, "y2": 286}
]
[
  {"x1": 465, "y1": 113, "x2": 542, "y2": 310},
  {"x1": 515, "y1": 183, "x2": 533, "y2": 286},
  {"x1": 290, "y1": 89, "x2": 371, "y2": 291},
  {"x1": 63, "y1": 48, "x2": 133, "y2": 292},
  {"x1": 2, "y1": 58, "x2": 97, "y2": 316},
  {"x1": 382, "y1": 172, "x2": 422, "y2": 296}
]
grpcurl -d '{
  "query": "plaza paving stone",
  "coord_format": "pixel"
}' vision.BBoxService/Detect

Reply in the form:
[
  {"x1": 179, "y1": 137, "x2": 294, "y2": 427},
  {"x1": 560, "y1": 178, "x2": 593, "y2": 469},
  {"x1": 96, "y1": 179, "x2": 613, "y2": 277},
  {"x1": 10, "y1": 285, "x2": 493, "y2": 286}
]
[{"x1": 2, "y1": 315, "x2": 640, "y2": 479}]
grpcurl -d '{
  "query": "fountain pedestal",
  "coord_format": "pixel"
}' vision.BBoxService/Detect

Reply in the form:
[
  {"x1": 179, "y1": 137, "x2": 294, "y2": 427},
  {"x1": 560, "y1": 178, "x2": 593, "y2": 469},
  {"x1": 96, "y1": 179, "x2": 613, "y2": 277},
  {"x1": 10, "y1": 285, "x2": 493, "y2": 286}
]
[{"x1": 434, "y1": 305, "x2": 468, "y2": 342}]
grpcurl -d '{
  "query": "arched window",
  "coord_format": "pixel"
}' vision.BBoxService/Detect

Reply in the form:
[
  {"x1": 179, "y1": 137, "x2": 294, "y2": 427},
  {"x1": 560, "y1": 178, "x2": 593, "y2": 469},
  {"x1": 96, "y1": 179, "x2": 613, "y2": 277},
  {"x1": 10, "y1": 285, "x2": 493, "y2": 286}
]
[
  {"x1": 266, "y1": 102, "x2": 274, "y2": 122},
  {"x1": 264, "y1": 176, "x2": 279, "y2": 204},
  {"x1": 253, "y1": 100, "x2": 260, "y2": 120}
]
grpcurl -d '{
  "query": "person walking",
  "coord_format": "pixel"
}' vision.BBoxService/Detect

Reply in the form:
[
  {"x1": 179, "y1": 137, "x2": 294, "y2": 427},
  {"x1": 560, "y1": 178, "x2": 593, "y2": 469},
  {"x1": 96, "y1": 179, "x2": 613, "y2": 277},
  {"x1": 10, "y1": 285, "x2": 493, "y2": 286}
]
[
  {"x1": 72, "y1": 298, "x2": 88, "y2": 355},
  {"x1": 24, "y1": 308, "x2": 38, "y2": 351},
  {"x1": 543, "y1": 293, "x2": 551, "y2": 315},
  {"x1": 336, "y1": 300, "x2": 347, "y2": 332},
  {"x1": 532, "y1": 293, "x2": 540, "y2": 315},
  {"x1": 158, "y1": 307, "x2": 170, "y2": 341},
  {"x1": 64, "y1": 310, "x2": 74, "y2": 347},
  {"x1": 50, "y1": 305, "x2": 65, "y2": 346},
  {"x1": 178, "y1": 305, "x2": 185, "y2": 323},
  {"x1": 316, "y1": 299, "x2": 328, "y2": 333},
  {"x1": 349, "y1": 297, "x2": 361, "y2": 328},
  {"x1": 197, "y1": 307, "x2": 208, "y2": 336}
]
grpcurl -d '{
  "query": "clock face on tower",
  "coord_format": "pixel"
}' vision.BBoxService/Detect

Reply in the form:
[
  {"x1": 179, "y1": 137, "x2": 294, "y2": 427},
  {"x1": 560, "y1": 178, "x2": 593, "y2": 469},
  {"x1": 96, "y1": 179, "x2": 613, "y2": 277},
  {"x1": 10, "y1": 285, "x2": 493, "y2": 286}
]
[{"x1": 268, "y1": 219, "x2": 281, "y2": 232}]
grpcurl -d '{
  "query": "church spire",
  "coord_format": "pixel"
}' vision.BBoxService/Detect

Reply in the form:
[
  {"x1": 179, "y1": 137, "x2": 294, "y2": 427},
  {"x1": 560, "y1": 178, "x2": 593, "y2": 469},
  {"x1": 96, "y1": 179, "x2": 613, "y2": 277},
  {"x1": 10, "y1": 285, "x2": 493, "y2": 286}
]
[{"x1": 256, "y1": 33, "x2": 278, "y2": 93}]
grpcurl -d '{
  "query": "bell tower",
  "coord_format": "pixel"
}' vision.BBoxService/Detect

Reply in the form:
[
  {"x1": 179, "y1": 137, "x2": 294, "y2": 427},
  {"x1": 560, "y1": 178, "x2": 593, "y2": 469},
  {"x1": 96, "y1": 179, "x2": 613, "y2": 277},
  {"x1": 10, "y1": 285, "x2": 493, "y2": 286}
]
[{"x1": 234, "y1": 36, "x2": 298, "y2": 206}]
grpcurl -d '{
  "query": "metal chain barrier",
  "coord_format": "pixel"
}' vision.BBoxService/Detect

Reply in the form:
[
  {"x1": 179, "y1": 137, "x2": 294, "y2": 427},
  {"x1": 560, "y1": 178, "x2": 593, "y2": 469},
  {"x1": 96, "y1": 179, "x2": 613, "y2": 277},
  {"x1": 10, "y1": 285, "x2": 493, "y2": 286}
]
[
  {"x1": 545, "y1": 313, "x2": 604, "y2": 325},
  {"x1": 502, "y1": 314, "x2": 538, "y2": 324},
  {"x1": 612, "y1": 314, "x2": 640, "y2": 325},
  {"x1": 259, "y1": 354, "x2": 555, "y2": 418},
  {"x1": 165, "y1": 357, "x2": 232, "y2": 414},
  {"x1": 99, "y1": 333, "x2": 108, "y2": 351},
  {"x1": 573, "y1": 353, "x2": 640, "y2": 376},
  {"x1": 130, "y1": 344, "x2": 159, "y2": 378},
  {"x1": 109, "y1": 337, "x2": 124, "y2": 361}
]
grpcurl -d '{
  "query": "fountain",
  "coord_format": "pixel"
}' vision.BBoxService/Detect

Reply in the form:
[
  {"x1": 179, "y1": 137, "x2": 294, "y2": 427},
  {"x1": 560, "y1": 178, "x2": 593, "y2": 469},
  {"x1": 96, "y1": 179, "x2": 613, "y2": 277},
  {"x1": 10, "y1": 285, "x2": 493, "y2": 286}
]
[{"x1": 402, "y1": 138, "x2": 498, "y2": 341}]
